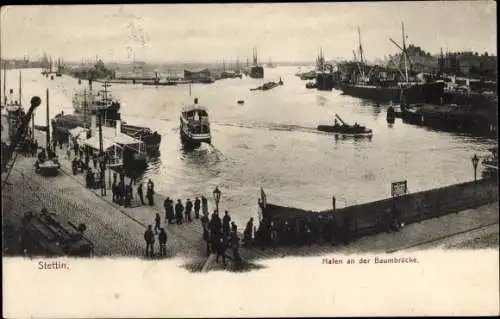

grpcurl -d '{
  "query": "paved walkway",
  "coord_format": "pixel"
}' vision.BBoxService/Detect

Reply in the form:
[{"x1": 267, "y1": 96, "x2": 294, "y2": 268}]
[{"x1": 3, "y1": 132, "x2": 214, "y2": 262}]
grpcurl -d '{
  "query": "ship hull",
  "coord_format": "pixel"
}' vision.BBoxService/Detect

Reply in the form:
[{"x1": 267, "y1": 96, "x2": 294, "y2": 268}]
[
  {"x1": 180, "y1": 127, "x2": 211, "y2": 147},
  {"x1": 51, "y1": 115, "x2": 161, "y2": 155},
  {"x1": 249, "y1": 66, "x2": 264, "y2": 79},
  {"x1": 317, "y1": 125, "x2": 373, "y2": 137},
  {"x1": 340, "y1": 82, "x2": 445, "y2": 104},
  {"x1": 442, "y1": 91, "x2": 498, "y2": 109}
]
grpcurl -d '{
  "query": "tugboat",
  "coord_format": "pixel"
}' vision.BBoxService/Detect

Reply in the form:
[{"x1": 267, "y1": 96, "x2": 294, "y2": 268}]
[
  {"x1": 180, "y1": 98, "x2": 211, "y2": 147},
  {"x1": 317, "y1": 114, "x2": 373, "y2": 137}
]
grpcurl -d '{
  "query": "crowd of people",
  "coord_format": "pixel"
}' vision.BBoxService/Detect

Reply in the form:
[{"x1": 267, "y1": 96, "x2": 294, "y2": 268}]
[{"x1": 139, "y1": 191, "x2": 243, "y2": 267}]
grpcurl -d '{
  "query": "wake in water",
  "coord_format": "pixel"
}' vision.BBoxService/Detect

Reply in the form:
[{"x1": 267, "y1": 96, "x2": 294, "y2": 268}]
[
  {"x1": 180, "y1": 142, "x2": 226, "y2": 163},
  {"x1": 212, "y1": 120, "x2": 374, "y2": 139}
]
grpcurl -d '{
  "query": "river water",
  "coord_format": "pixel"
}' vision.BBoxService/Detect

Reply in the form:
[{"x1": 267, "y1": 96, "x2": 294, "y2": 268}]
[{"x1": 3, "y1": 67, "x2": 497, "y2": 227}]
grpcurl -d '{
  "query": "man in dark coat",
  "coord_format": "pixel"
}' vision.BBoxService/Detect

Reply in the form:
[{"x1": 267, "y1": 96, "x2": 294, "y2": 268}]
[
  {"x1": 154, "y1": 213, "x2": 161, "y2": 234},
  {"x1": 201, "y1": 196, "x2": 208, "y2": 217},
  {"x1": 210, "y1": 211, "x2": 222, "y2": 237},
  {"x1": 185, "y1": 198, "x2": 193, "y2": 223},
  {"x1": 84, "y1": 154, "x2": 90, "y2": 170},
  {"x1": 146, "y1": 186, "x2": 154, "y2": 206},
  {"x1": 167, "y1": 198, "x2": 175, "y2": 224},
  {"x1": 137, "y1": 183, "x2": 145, "y2": 205},
  {"x1": 175, "y1": 199, "x2": 184, "y2": 225},
  {"x1": 222, "y1": 211, "x2": 231, "y2": 237},
  {"x1": 215, "y1": 236, "x2": 227, "y2": 265},
  {"x1": 194, "y1": 197, "x2": 201, "y2": 219},
  {"x1": 158, "y1": 228, "x2": 167, "y2": 257},
  {"x1": 112, "y1": 181, "x2": 118, "y2": 202},
  {"x1": 243, "y1": 217, "x2": 254, "y2": 246},
  {"x1": 144, "y1": 225, "x2": 155, "y2": 258},
  {"x1": 201, "y1": 214, "x2": 210, "y2": 254}
]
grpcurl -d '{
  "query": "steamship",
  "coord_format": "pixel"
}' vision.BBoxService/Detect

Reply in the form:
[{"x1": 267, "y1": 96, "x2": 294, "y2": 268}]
[
  {"x1": 249, "y1": 48, "x2": 264, "y2": 79},
  {"x1": 180, "y1": 98, "x2": 212, "y2": 147},
  {"x1": 51, "y1": 80, "x2": 161, "y2": 156}
]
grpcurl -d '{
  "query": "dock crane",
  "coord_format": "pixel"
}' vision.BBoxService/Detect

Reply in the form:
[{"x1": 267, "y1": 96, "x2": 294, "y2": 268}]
[
  {"x1": 1, "y1": 95, "x2": 94, "y2": 257},
  {"x1": 1, "y1": 96, "x2": 41, "y2": 187}
]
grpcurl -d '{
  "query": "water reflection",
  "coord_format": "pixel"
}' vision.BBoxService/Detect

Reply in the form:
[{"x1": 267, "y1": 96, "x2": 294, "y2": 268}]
[{"x1": 316, "y1": 95, "x2": 328, "y2": 107}]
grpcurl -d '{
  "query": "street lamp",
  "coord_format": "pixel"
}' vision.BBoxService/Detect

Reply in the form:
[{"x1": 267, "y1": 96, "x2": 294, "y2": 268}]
[
  {"x1": 213, "y1": 186, "x2": 221, "y2": 213},
  {"x1": 472, "y1": 154, "x2": 479, "y2": 200}
]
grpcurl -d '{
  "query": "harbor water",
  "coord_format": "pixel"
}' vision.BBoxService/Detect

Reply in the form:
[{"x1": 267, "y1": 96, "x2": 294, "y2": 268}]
[{"x1": 3, "y1": 67, "x2": 497, "y2": 227}]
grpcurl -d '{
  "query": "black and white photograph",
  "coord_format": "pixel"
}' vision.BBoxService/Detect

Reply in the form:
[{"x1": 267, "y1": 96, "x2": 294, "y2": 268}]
[{"x1": 1, "y1": 2, "x2": 498, "y2": 317}]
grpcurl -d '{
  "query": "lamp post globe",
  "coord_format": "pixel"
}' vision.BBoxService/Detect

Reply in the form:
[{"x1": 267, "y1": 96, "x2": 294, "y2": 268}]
[
  {"x1": 213, "y1": 186, "x2": 221, "y2": 213},
  {"x1": 472, "y1": 154, "x2": 479, "y2": 182},
  {"x1": 472, "y1": 154, "x2": 479, "y2": 203},
  {"x1": 472, "y1": 154, "x2": 479, "y2": 170}
]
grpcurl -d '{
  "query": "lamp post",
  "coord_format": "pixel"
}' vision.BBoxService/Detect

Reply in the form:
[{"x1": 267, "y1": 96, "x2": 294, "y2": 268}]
[
  {"x1": 213, "y1": 186, "x2": 221, "y2": 213},
  {"x1": 472, "y1": 154, "x2": 479, "y2": 202}
]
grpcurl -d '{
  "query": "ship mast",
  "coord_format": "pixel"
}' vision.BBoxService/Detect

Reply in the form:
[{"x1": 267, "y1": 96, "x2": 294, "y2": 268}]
[
  {"x1": 357, "y1": 27, "x2": 366, "y2": 79},
  {"x1": 253, "y1": 47, "x2": 258, "y2": 66},
  {"x1": 46, "y1": 89, "x2": 50, "y2": 149},
  {"x1": 18, "y1": 71, "x2": 22, "y2": 105},
  {"x1": 3, "y1": 62, "x2": 6, "y2": 105},
  {"x1": 402, "y1": 22, "x2": 409, "y2": 83},
  {"x1": 389, "y1": 22, "x2": 412, "y2": 83}
]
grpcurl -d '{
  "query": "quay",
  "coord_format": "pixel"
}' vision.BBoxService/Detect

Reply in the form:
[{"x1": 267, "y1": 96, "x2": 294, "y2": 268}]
[
  {"x1": 400, "y1": 103, "x2": 497, "y2": 137},
  {"x1": 3, "y1": 123, "x2": 498, "y2": 272}
]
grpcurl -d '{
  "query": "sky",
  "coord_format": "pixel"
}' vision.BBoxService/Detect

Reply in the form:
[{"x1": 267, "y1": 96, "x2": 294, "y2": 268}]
[{"x1": 0, "y1": 2, "x2": 497, "y2": 63}]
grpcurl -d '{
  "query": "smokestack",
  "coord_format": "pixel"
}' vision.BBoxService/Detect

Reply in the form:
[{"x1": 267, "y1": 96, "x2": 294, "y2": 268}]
[
  {"x1": 115, "y1": 120, "x2": 121, "y2": 137},
  {"x1": 90, "y1": 115, "x2": 97, "y2": 137}
]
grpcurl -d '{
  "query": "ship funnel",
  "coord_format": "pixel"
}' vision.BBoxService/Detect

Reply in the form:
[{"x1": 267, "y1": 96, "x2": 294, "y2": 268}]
[
  {"x1": 90, "y1": 115, "x2": 97, "y2": 137},
  {"x1": 194, "y1": 98, "x2": 198, "y2": 104},
  {"x1": 116, "y1": 120, "x2": 121, "y2": 137}
]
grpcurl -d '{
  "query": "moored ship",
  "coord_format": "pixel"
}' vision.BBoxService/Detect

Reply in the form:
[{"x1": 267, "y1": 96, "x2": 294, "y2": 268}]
[
  {"x1": 180, "y1": 98, "x2": 211, "y2": 147},
  {"x1": 249, "y1": 48, "x2": 264, "y2": 79},
  {"x1": 51, "y1": 80, "x2": 162, "y2": 155},
  {"x1": 340, "y1": 24, "x2": 445, "y2": 104}
]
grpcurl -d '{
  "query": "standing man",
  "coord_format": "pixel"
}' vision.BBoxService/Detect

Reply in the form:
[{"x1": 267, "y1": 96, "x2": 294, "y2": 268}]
[
  {"x1": 185, "y1": 198, "x2": 193, "y2": 223},
  {"x1": 154, "y1": 213, "x2": 161, "y2": 234},
  {"x1": 222, "y1": 211, "x2": 231, "y2": 238},
  {"x1": 144, "y1": 225, "x2": 155, "y2": 259},
  {"x1": 137, "y1": 183, "x2": 145, "y2": 205},
  {"x1": 163, "y1": 197, "x2": 170, "y2": 222},
  {"x1": 194, "y1": 196, "x2": 201, "y2": 219},
  {"x1": 158, "y1": 228, "x2": 167, "y2": 257},
  {"x1": 201, "y1": 195, "x2": 208, "y2": 217},
  {"x1": 146, "y1": 184, "x2": 154, "y2": 206},
  {"x1": 175, "y1": 199, "x2": 184, "y2": 225}
]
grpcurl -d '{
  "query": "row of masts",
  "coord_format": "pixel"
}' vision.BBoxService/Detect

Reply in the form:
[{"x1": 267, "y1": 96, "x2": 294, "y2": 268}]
[
  {"x1": 42, "y1": 55, "x2": 64, "y2": 74},
  {"x1": 1, "y1": 66, "x2": 22, "y2": 106},
  {"x1": 353, "y1": 22, "x2": 412, "y2": 83}
]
